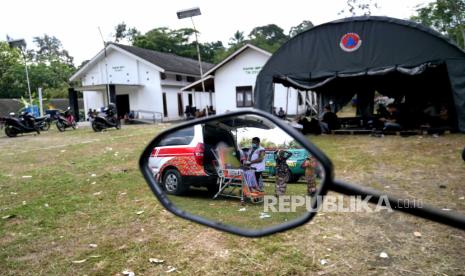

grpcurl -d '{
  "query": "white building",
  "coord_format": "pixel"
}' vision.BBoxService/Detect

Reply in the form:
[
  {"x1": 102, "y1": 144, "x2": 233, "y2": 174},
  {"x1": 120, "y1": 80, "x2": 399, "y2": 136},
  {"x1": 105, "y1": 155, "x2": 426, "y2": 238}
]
[
  {"x1": 70, "y1": 43, "x2": 213, "y2": 121},
  {"x1": 182, "y1": 44, "x2": 314, "y2": 116}
]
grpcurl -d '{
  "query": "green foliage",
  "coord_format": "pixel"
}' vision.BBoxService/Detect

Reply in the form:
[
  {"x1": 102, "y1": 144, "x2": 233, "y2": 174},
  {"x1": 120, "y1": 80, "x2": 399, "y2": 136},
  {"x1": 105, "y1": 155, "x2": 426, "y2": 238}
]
[
  {"x1": 15, "y1": 92, "x2": 49, "y2": 110},
  {"x1": 338, "y1": 0, "x2": 379, "y2": 16},
  {"x1": 247, "y1": 24, "x2": 289, "y2": 53},
  {"x1": 0, "y1": 35, "x2": 75, "y2": 99},
  {"x1": 132, "y1": 27, "x2": 225, "y2": 64},
  {"x1": 114, "y1": 22, "x2": 140, "y2": 43},
  {"x1": 0, "y1": 42, "x2": 23, "y2": 98},
  {"x1": 116, "y1": 20, "x2": 321, "y2": 65},
  {"x1": 32, "y1": 34, "x2": 74, "y2": 65},
  {"x1": 229, "y1": 30, "x2": 245, "y2": 47},
  {"x1": 411, "y1": 0, "x2": 465, "y2": 48},
  {"x1": 238, "y1": 137, "x2": 277, "y2": 149},
  {"x1": 289, "y1": 21, "x2": 314, "y2": 37}
]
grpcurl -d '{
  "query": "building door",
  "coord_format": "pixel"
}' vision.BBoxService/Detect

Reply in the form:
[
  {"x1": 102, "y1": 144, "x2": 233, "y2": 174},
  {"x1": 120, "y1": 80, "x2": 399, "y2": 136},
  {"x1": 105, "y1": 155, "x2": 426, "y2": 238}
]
[
  {"x1": 188, "y1": 93, "x2": 193, "y2": 107},
  {"x1": 162, "y1": 93, "x2": 168, "y2": 117},
  {"x1": 178, "y1": 93, "x2": 183, "y2": 116},
  {"x1": 116, "y1": 94, "x2": 130, "y2": 118}
]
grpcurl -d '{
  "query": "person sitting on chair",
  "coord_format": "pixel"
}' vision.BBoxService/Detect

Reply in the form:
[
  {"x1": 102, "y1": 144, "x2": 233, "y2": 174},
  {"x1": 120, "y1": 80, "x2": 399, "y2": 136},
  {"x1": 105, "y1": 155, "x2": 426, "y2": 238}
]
[
  {"x1": 380, "y1": 103, "x2": 402, "y2": 131},
  {"x1": 319, "y1": 105, "x2": 339, "y2": 133},
  {"x1": 278, "y1": 107, "x2": 286, "y2": 119}
]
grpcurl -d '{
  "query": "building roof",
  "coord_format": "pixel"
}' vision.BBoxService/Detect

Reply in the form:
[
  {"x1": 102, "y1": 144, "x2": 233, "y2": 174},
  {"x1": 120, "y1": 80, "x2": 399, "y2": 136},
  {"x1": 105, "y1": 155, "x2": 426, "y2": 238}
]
[
  {"x1": 203, "y1": 43, "x2": 271, "y2": 76},
  {"x1": 181, "y1": 75, "x2": 215, "y2": 92},
  {"x1": 70, "y1": 43, "x2": 214, "y2": 82},
  {"x1": 180, "y1": 44, "x2": 271, "y2": 92},
  {"x1": 112, "y1": 43, "x2": 214, "y2": 75}
]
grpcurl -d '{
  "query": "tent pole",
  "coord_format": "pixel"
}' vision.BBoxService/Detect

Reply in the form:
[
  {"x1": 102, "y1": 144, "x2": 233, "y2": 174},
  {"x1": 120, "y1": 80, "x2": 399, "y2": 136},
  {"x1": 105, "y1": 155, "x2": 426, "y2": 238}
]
[
  {"x1": 296, "y1": 90, "x2": 299, "y2": 115},
  {"x1": 286, "y1": 87, "x2": 289, "y2": 116}
]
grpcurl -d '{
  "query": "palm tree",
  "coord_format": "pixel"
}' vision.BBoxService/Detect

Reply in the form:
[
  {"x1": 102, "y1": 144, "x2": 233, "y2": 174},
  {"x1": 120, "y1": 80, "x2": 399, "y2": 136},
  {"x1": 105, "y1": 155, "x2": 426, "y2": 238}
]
[{"x1": 229, "y1": 31, "x2": 245, "y2": 47}]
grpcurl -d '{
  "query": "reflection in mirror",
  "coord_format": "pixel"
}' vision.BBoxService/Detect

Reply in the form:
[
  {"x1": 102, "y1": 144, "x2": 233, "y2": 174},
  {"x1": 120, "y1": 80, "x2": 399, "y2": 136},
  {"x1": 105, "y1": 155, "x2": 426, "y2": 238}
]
[{"x1": 148, "y1": 115, "x2": 325, "y2": 229}]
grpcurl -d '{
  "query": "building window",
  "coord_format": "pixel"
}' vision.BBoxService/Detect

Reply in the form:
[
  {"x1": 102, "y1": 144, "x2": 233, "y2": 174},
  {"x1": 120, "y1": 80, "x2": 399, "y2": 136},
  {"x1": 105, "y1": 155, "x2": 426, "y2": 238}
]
[
  {"x1": 176, "y1": 75, "x2": 183, "y2": 81},
  {"x1": 186, "y1": 76, "x2": 195, "y2": 82},
  {"x1": 298, "y1": 92, "x2": 303, "y2": 105},
  {"x1": 160, "y1": 73, "x2": 167, "y2": 80},
  {"x1": 236, "y1": 86, "x2": 253, "y2": 107}
]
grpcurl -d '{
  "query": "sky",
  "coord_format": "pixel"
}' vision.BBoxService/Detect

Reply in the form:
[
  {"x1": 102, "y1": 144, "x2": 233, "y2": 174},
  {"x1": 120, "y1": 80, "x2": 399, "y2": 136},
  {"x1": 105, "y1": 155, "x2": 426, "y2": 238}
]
[{"x1": 1, "y1": 0, "x2": 434, "y2": 65}]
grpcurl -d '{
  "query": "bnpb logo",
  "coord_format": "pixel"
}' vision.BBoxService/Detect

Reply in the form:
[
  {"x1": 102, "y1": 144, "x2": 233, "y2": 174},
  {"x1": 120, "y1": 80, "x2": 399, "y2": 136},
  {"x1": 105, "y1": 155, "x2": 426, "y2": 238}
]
[{"x1": 340, "y1": 33, "x2": 362, "y2": 52}]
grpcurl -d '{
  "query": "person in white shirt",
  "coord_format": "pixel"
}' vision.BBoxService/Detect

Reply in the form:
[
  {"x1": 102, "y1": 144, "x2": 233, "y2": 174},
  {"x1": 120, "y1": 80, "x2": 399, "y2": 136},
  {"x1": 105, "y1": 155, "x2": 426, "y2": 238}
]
[{"x1": 245, "y1": 137, "x2": 266, "y2": 191}]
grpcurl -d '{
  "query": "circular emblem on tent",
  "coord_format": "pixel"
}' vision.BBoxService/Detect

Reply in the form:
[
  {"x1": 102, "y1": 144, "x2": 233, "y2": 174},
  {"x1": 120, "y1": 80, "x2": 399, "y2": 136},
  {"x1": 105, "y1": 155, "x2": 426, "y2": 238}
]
[{"x1": 340, "y1": 33, "x2": 362, "y2": 52}]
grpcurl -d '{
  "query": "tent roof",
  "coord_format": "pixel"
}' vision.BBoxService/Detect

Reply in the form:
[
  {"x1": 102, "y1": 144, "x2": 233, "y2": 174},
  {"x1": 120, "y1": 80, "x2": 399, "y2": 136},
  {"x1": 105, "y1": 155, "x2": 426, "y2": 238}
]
[
  {"x1": 256, "y1": 16, "x2": 465, "y2": 89},
  {"x1": 253, "y1": 16, "x2": 465, "y2": 132}
]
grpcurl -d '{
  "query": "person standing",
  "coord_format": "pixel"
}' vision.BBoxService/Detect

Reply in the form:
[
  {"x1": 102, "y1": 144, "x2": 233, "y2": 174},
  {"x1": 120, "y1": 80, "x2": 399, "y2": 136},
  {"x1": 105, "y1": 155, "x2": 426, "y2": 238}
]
[
  {"x1": 274, "y1": 149, "x2": 293, "y2": 196},
  {"x1": 245, "y1": 137, "x2": 266, "y2": 191},
  {"x1": 301, "y1": 153, "x2": 317, "y2": 196}
]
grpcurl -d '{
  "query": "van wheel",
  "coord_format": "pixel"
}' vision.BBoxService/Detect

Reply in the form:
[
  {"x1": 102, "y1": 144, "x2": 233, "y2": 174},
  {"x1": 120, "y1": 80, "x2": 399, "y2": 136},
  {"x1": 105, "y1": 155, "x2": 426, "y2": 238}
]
[{"x1": 163, "y1": 169, "x2": 188, "y2": 195}]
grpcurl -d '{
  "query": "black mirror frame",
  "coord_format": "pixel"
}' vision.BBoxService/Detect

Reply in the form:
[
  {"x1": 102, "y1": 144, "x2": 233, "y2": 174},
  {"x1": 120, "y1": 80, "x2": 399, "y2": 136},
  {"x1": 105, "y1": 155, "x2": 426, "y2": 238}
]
[{"x1": 139, "y1": 109, "x2": 334, "y2": 237}]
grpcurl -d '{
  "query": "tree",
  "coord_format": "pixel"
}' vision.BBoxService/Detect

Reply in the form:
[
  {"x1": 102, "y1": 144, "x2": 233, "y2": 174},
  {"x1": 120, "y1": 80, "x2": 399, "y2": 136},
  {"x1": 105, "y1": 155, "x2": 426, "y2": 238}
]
[
  {"x1": 132, "y1": 27, "x2": 224, "y2": 63},
  {"x1": 32, "y1": 34, "x2": 74, "y2": 65},
  {"x1": 114, "y1": 22, "x2": 140, "y2": 43},
  {"x1": 289, "y1": 20, "x2": 314, "y2": 37},
  {"x1": 200, "y1": 41, "x2": 226, "y2": 64},
  {"x1": 229, "y1": 30, "x2": 245, "y2": 47},
  {"x1": 0, "y1": 42, "x2": 22, "y2": 97},
  {"x1": 338, "y1": 0, "x2": 379, "y2": 16},
  {"x1": 411, "y1": 0, "x2": 465, "y2": 48},
  {"x1": 0, "y1": 35, "x2": 76, "y2": 99},
  {"x1": 248, "y1": 24, "x2": 289, "y2": 53}
]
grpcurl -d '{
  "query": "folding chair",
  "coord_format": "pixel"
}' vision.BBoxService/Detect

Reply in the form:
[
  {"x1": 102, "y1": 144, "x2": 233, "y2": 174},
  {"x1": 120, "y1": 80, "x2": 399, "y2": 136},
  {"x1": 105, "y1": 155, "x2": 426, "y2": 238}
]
[{"x1": 211, "y1": 149, "x2": 264, "y2": 204}]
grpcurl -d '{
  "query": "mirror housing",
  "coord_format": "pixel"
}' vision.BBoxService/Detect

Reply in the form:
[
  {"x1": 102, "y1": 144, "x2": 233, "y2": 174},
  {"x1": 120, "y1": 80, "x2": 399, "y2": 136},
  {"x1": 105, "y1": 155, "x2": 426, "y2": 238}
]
[{"x1": 139, "y1": 109, "x2": 334, "y2": 237}]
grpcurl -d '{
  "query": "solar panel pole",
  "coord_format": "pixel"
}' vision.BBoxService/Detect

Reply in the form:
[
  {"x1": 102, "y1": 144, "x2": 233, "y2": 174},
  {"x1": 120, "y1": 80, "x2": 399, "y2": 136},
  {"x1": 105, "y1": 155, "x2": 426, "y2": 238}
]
[
  {"x1": 98, "y1": 27, "x2": 111, "y2": 106},
  {"x1": 177, "y1": 7, "x2": 209, "y2": 117},
  {"x1": 8, "y1": 39, "x2": 33, "y2": 113}
]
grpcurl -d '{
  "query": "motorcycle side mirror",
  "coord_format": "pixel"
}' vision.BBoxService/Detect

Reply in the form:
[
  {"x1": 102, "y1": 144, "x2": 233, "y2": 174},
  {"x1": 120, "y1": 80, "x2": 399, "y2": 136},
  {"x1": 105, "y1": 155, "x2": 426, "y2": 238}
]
[{"x1": 139, "y1": 110, "x2": 465, "y2": 237}]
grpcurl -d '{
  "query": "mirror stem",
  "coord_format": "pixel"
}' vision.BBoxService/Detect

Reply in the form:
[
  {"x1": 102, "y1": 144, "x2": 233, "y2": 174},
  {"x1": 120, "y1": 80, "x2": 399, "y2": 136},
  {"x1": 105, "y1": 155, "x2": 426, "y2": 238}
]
[{"x1": 331, "y1": 180, "x2": 465, "y2": 230}]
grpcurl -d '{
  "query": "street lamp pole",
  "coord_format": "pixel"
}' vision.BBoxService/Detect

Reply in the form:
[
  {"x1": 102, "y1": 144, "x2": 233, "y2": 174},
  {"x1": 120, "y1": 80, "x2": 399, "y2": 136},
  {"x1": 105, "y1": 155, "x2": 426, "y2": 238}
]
[
  {"x1": 8, "y1": 38, "x2": 33, "y2": 111},
  {"x1": 177, "y1": 7, "x2": 210, "y2": 116},
  {"x1": 22, "y1": 52, "x2": 33, "y2": 108}
]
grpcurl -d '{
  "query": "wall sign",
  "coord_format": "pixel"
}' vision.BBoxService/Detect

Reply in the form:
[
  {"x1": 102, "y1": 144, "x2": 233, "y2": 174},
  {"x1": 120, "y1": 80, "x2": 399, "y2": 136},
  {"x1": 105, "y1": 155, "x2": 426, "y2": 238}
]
[
  {"x1": 112, "y1": 65, "x2": 125, "y2": 72},
  {"x1": 243, "y1": 66, "x2": 263, "y2": 75},
  {"x1": 340, "y1": 33, "x2": 362, "y2": 52}
]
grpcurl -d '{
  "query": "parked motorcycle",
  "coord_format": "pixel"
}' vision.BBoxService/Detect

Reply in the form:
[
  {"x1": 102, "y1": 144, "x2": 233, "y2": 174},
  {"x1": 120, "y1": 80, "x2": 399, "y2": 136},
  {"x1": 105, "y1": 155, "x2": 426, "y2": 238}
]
[
  {"x1": 35, "y1": 114, "x2": 51, "y2": 131},
  {"x1": 56, "y1": 107, "x2": 77, "y2": 132},
  {"x1": 92, "y1": 104, "x2": 121, "y2": 132},
  {"x1": 3, "y1": 112, "x2": 41, "y2": 137}
]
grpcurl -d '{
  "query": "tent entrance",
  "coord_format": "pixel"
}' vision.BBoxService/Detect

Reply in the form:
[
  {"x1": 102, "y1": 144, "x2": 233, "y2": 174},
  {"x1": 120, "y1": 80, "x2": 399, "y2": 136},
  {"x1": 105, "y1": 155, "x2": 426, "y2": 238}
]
[{"x1": 281, "y1": 63, "x2": 458, "y2": 131}]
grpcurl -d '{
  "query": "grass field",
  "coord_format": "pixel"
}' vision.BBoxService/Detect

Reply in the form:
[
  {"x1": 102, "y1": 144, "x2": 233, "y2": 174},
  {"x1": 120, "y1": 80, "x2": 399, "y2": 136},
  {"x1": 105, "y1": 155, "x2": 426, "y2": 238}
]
[
  {"x1": 0, "y1": 124, "x2": 464, "y2": 275},
  {"x1": 167, "y1": 178, "x2": 322, "y2": 230}
]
